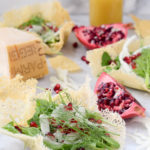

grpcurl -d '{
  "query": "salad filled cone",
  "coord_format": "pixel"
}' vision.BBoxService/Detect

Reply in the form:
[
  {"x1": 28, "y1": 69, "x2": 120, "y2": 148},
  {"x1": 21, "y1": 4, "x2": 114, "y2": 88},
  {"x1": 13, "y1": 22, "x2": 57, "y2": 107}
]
[
  {"x1": 0, "y1": 82, "x2": 125, "y2": 150},
  {"x1": 0, "y1": 1, "x2": 74, "y2": 55},
  {"x1": 87, "y1": 36, "x2": 150, "y2": 92}
]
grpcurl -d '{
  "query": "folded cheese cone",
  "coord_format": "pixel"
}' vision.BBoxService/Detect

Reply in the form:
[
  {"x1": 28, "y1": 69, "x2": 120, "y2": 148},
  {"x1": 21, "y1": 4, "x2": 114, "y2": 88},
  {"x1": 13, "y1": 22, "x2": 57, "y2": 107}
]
[
  {"x1": 0, "y1": 1, "x2": 74, "y2": 55},
  {"x1": 87, "y1": 36, "x2": 150, "y2": 92},
  {"x1": 0, "y1": 27, "x2": 48, "y2": 80},
  {"x1": 0, "y1": 81, "x2": 126, "y2": 150}
]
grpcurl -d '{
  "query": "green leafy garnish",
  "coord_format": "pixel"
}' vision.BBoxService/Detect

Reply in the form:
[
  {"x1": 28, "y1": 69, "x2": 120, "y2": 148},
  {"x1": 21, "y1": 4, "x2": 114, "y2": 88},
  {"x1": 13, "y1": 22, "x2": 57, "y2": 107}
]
[
  {"x1": 28, "y1": 99, "x2": 58, "y2": 126},
  {"x1": 21, "y1": 127, "x2": 40, "y2": 136},
  {"x1": 114, "y1": 56, "x2": 121, "y2": 70},
  {"x1": 102, "y1": 52, "x2": 121, "y2": 74},
  {"x1": 133, "y1": 48, "x2": 150, "y2": 89},
  {"x1": 104, "y1": 66, "x2": 112, "y2": 73},
  {"x1": 3, "y1": 122, "x2": 20, "y2": 134},
  {"x1": 102, "y1": 52, "x2": 111, "y2": 66},
  {"x1": 19, "y1": 16, "x2": 45, "y2": 29}
]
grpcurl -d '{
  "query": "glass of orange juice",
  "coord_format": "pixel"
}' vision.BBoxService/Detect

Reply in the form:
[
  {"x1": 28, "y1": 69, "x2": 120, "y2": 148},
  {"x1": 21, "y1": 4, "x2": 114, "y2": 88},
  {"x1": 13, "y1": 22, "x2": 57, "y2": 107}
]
[{"x1": 90, "y1": 0, "x2": 123, "y2": 26}]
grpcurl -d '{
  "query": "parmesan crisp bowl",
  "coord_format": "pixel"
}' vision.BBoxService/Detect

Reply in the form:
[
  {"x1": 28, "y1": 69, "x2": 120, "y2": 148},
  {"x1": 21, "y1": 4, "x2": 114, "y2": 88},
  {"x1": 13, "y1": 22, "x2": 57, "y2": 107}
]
[
  {"x1": 0, "y1": 77, "x2": 126, "y2": 150},
  {"x1": 0, "y1": 1, "x2": 74, "y2": 55}
]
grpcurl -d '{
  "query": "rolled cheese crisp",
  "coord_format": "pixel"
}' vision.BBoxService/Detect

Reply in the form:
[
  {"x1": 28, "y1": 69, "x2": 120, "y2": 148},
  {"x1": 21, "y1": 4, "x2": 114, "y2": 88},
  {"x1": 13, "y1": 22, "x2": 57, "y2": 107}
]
[{"x1": 0, "y1": 27, "x2": 48, "y2": 80}]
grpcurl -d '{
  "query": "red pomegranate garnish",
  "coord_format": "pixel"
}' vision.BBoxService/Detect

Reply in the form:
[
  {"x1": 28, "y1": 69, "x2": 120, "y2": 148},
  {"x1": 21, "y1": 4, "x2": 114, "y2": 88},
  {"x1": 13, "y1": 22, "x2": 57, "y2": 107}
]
[
  {"x1": 70, "y1": 118, "x2": 78, "y2": 123},
  {"x1": 73, "y1": 24, "x2": 128, "y2": 49},
  {"x1": 15, "y1": 126, "x2": 22, "y2": 133},
  {"x1": 123, "y1": 56, "x2": 131, "y2": 64},
  {"x1": 64, "y1": 103, "x2": 73, "y2": 111},
  {"x1": 81, "y1": 56, "x2": 90, "y2": 64},
  {"x1": 95, "y1": 72, "x2": 145, "y2": 119},
  {"x1": 123, "y1": 53, "x2": 141, "y2": 65},
  {"x1": 30, "y1": 121, "x2": 38, "y2": 128},
  {"x1": 46, "y1": 132, "x2": 55, "y2": 138},
  {"x1": 131, "y1": 62, "x2": 136, "y2": 69},
  {"x1": 53, "y1": 83, "x2": 62, "y2": 94},
  {"x1": 72, "y1": 42, "x2": 78, "y2": 48},
  {"x1": 123, "y1": 53, "x2": 141, "y2": 69}
]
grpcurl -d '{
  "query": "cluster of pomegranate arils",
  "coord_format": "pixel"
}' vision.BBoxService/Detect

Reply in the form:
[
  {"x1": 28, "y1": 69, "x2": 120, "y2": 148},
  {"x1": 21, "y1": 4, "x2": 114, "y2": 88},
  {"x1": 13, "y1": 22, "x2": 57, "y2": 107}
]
[
  {"x1": 97, "y1": 82, "x2": 135, "y2": 114},
  {"x1": 123, "y1": 53, "x2": 141, "y2": 69},
  {"x1": 46, "y1": 24, "x2": 59, "y2": 32},
  {"x1": 81, "y1": 56, "x2": 89, "y2": 64},
  {"x1": 53, "y1": 83, "x2": 62, "y2": 94},
  {"x1": 25, "y1": 24, "x2": 58, "y2": 32},
  {"x1": 82, "y1": 26, "x2": 125, "y2": 47}
]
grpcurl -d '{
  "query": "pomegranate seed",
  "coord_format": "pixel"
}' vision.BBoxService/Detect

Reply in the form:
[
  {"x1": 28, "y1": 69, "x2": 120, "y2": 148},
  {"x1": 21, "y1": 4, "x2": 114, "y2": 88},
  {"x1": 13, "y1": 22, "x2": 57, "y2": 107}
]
[
  {"x1": 54, "y1": 27, "x2": 58, "y2": 32},
  {"x1": 105, "y1": 133, "x2": 110, "y2": 136},
  {"x1": 72, "y1": 42, "x2": 78, "y2": 48},
  {"x1": 30, "y1": 121, "x2": 38, "y2": 128},
  {"x1": 72, "y1": 25, "x2": 78, "y2": 32},
  {"x1": 115, "y1": 99, "x2": 120, "y2": 106},
  {"x1": 131, "y1": 62, "x2": 136, "y2": 69},
  {"x1": 53, "y1": 84, "x2": 61, "y2": 91},
  {"x1": 125, "y1": 99, "x2": 131, "y2": 104},
  {"x1": 97, "y1": 120, "x2": 102, "y2": 124},
  {"x1": 88, "y1": 118, "x2": 96, "y2": 122},
  {"x1": 70, "y1": 118, "x2": 78, "y2": 123},
  {"x1": 46, "y1": 132, "x2": 55, "y2": 138},
  {"x1": 81, "y1": 56, "x2": 86, "y2": 61},
  {"x1": 81, "y1": 56, "x2": 90, "y2": 64},
  {"x1": 136, "y1": 53, "x2": 141, "y2": 57},
  {"x1": 57, "y1": 125, "x2": 63, "y2": 129},
  {"x1": 15, "y1": 126, "x2": 22, "y2": 133},
  {"x1": 64, "y1": 103, "x2": 73, "y2": 111},
  {"x1": 123, "y1": 56, "x2": 131, "y2": 64}
]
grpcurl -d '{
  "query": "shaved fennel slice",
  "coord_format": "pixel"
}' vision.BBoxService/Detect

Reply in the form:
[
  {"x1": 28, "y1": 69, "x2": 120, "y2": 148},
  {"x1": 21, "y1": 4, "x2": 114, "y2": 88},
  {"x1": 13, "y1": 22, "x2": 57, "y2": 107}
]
[{"x1": 40, "y1": 115, "x2": 50, "y2": 136}]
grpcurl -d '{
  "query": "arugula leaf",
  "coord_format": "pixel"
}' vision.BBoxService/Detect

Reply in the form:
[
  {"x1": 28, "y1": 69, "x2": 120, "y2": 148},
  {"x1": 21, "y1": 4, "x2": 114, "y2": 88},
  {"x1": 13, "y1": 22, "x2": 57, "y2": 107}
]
[
  {"x1": 28, "y1": 99, "x2": 58, "y2": 126},
  {"x1": 101, "y1": 52, "x2": 111, "y2": 66},
  {"x1": 114, "y1": 56, "x2": 121, "y2": 70},
  {"x1": 104, "y1": 66, "x2": 112, "y2": 73},
  {"x1": 19, "y1": 16, "x2": 45, "y2": 28},
  {"x1": 3, "y1": 122, "x2": 20, "y2": 134},
  {"x1": 21, "y1": 127, "x2": 40, "y2": 136},
  {"x1": 133, "y1": 48, "x2": 150, "y2": 89}
]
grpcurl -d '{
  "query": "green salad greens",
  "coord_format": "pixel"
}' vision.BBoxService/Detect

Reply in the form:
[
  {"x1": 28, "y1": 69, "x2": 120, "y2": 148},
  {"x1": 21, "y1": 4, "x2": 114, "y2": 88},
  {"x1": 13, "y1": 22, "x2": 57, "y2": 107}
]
[
  {"x1": 18, "y1": 16, "x2": 60, "y2": 46},
  {"x1": 133, "y1": 48, "x2": 150, "y2": 89},
  {"x1": 3, "y1": 92, "x2": 120, "y2": 150},
  {"x1": 101, "y1": 52, "x2": 121, "y2": 73}
]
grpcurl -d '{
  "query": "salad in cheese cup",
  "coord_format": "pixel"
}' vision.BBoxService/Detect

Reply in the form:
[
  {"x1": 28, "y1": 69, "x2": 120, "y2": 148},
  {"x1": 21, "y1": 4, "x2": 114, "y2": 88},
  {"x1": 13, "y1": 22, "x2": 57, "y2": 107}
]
[
  {"x1": 0, "y1": 1, "x2": 74, "y2": 55},
  {"x1": 0, "y1": 87, "x2": 125, "y2": 150},
  {"x1": 87, "y1": 36, "x2": 150, "y2": 92}
]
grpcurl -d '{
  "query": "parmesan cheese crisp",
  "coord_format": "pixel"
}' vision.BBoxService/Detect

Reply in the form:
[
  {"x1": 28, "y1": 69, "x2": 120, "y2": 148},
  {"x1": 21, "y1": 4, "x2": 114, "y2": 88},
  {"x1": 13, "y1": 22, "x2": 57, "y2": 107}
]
[
  {"x1": 0, "y1": 75, "x2": 37, "y2": 127},
  {"x1": 49, "y1": 55, "x2": 81, "y2": 72},
  {"x1": 0, "y1": 27, "x2": 48, "y2": 80}
]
